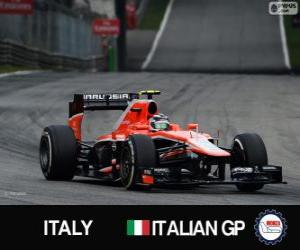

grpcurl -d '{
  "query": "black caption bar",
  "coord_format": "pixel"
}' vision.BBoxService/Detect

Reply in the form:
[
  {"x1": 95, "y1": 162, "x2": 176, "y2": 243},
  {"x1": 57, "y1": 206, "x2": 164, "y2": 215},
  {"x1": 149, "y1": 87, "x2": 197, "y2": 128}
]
[{"x1": 0, "y1": 205, "x2": 296, "y2": 249}]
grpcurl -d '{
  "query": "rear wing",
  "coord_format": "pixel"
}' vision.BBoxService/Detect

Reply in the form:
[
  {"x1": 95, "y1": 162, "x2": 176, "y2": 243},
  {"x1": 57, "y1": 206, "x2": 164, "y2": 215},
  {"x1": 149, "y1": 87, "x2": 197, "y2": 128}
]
[
  {"x1": 69, "y1": 93, "x2": 140, "y2": 118},
  {"x1": 69, "y1": 90, "x2": 161, "y2": 118}
]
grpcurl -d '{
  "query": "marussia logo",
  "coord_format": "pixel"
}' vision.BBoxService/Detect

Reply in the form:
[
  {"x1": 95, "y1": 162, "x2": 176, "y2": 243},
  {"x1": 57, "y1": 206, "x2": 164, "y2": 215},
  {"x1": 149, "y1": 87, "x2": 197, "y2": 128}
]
[
  {"x1": 126, "y1": 219, "x2": 245, "y2": 237},
  {"x1": 84, "y1": 93, "x2": 129, "y2": 101}
]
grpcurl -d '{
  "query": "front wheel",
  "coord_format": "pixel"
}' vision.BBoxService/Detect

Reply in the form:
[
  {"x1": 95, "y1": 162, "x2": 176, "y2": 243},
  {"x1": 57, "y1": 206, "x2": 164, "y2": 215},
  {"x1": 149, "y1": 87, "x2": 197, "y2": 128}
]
[
  {"x1": 236, "y1": 183, "x2": 264, "y2": 192},
  {"x1": 231, "y1": 133, "x2": 268, "y2": 192},
  {"x1": 120, "y1": 134, "x2": 157, "y2": 189}
]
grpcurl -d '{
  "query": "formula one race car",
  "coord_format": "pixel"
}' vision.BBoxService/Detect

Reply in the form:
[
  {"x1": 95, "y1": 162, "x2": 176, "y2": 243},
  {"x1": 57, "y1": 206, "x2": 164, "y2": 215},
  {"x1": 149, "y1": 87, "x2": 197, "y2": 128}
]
[{"x1": 39, "y1": 90, "x2": 285, "y2": 191}]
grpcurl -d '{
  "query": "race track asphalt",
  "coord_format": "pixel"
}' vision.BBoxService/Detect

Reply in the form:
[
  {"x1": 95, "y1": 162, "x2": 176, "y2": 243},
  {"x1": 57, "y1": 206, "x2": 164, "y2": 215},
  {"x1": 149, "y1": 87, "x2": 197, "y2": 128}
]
[
  {"x1": 0, "y1": 71, "x2": 299, "y2": 204},
  {"x1": 146, "y1": 0, "x2": 287, "y2": 73}
]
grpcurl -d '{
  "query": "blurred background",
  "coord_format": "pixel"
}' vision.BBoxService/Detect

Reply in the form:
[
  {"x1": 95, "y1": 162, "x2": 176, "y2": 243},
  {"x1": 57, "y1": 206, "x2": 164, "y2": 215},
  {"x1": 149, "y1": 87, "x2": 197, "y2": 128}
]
[
  {"x1": 0, "y1": 0, "x2": 115, "y2": 72},
  {"x1": 0, "y1": 0, "x2": 299, "y2": 74}
]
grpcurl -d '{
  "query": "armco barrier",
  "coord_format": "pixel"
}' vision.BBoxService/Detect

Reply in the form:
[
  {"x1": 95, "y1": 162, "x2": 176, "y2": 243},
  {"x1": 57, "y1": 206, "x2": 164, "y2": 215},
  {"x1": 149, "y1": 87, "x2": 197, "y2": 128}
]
[
  {"x1": 0, "y1": 1, "x2": 105, "y2": 71},
  {"x1": 0, "y1": 40, "x2": 103, "y2": 71}
]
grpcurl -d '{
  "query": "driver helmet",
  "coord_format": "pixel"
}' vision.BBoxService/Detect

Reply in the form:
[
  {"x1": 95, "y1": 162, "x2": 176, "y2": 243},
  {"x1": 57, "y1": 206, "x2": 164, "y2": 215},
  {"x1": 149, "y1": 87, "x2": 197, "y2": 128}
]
[{"x1": 150, "y1": 113, "x2": 170, "y2": 131}]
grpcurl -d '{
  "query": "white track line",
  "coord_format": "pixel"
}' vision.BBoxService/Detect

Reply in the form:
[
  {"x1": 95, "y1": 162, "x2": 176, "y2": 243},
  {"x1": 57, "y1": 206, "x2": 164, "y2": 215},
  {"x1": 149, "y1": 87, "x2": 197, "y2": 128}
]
[
  {"x1": 279, "y1": 14, "x2": 291, "y2": 70},
  {"x1": 141, "y1": 0, "x2": 175, "y2": 70},
  {"x1": 0, "y1": 70, "x2": 40, "y2": 78}
]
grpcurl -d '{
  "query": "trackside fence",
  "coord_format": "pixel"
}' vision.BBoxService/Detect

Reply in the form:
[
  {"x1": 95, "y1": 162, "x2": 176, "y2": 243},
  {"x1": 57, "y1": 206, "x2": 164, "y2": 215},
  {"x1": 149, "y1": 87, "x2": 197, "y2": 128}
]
[{"x1": 0, "y1": 1, "x2": 104, "y2": 71}]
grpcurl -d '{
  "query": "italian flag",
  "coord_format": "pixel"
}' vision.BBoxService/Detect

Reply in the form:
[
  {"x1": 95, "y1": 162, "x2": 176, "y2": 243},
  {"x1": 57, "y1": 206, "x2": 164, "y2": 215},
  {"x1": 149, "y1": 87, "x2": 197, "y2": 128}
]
[{"x1": 127, "y1": 220, "x2": 150, "y2": 236}]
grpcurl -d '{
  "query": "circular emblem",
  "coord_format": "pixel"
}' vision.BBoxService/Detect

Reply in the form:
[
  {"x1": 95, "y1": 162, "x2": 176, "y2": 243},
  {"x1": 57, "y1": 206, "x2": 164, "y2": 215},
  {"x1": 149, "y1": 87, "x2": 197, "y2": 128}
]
[
  {"x1": 271, "y1": 3, "x2": 278, "y2": 14},
  {"x1": 254, "y1": 209, "x2": 287, "y2": 245}
]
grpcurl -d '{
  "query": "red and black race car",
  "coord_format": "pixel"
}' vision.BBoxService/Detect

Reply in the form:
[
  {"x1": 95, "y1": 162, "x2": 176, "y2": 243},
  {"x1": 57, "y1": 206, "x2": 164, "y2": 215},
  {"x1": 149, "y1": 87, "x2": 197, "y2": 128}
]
[{"x1": 39, "y1": 90, "x2": 285, "y2": 191}]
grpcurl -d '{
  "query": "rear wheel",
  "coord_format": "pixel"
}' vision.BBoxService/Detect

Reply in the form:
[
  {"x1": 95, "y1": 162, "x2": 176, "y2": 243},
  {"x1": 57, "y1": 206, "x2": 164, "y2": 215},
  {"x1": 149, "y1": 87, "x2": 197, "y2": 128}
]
[
  {"x1": 231, "y1": 133, "x2": 267, "y2": 192},
  {"x1": 39, "y1": 125, "x2": 77, "y2": 180},
  {"x1": 120, "y1": 134, "x2": 157, "y2": 189}
]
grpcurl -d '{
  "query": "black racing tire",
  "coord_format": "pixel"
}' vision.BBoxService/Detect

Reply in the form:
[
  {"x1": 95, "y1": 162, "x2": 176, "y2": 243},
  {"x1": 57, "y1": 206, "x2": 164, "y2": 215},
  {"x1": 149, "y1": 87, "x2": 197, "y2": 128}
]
[
  {"x1": 120, "y1": 134, "x2": 157, "y2": 190},
  {"x1": 236, "y1": 183, "x2": 264, "y2": 192},
  {"x1": 231, "y1": 133, "x2": 268, "y2": 192},
  {"x1": 39, "y1": 125, "x2": 77, "y2": 180}
]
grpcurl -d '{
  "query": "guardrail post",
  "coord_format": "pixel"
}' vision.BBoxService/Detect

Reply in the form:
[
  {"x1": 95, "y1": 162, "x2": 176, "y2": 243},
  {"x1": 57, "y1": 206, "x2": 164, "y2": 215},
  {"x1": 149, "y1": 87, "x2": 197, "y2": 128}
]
[{"x1": 108, "y1": 45, "x2": 115, "y2": 72}]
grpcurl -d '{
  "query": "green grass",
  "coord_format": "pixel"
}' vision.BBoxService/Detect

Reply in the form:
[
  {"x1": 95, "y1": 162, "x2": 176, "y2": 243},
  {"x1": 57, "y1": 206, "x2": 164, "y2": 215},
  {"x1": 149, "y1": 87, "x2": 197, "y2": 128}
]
[
  {"x1": 284, "y1": 1, "x2": 300, "y2": 71},
  {"x1": 139, "y1": 0, "x2": 170, "y2": 30},
  {"x1": 0, "y1": 64, "x2": 36, "y2": 74}
]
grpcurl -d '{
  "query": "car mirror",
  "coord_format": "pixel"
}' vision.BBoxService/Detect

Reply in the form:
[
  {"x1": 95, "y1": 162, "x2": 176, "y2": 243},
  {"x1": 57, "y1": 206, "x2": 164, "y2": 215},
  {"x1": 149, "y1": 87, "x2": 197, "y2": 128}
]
[{"x1": 187, "y1": 123, "x2": 198, "y2": 130}]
